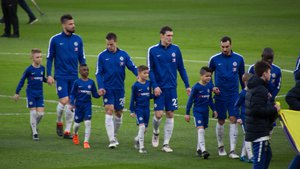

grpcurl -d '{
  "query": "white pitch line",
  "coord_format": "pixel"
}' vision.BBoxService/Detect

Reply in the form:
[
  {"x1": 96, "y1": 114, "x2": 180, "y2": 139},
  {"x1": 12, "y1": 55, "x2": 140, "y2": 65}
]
[{"x1": 0, "y1": 52, "x2": 294, "y2": 73}]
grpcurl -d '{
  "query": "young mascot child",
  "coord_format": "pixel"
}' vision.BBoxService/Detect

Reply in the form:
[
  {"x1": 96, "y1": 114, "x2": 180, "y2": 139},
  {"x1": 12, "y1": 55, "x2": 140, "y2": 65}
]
[
  {"x1": 70, "y1": 64, "x2": 100, "y2": 149},
  {"x1": 234, "y1": 73, "x2": 254, "y2": 162},
  {"x1": 14, "y1": 48, "x2": 47, "y2": 141},
  {"x1": 130, "y1": 65, "x2": 152, "y2": 153},
  {"x1": 185, "y1": 66, "x2": 218, "y2": 159},
  {"x1": 245, "y1": 61, "x2": 280, "y2": 169}
]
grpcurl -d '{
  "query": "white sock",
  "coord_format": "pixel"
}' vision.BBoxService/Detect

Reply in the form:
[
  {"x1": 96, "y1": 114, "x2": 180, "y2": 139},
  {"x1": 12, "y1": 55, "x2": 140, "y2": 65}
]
[
  {"x1": 241, "y1": 141, "x2": 246, "y2": 157},
  {"x1": 36, "y1": 111, "x2": 44, "y2": 125},
  {"x1": 198, "y1": 128, "x2": 206, "y2": 152},
  {"x1": 105, "y1": 114, "x2": 114, "y2": 142},
  {"x1": 216, "y1": 123, "x2": 224, "y2": 147},
  {"x1": 138, "y1": 125, "x2": 146, "y2": 149},
  {"x1": 30, "y1": 110, "x2": 37, "y2": 135},
  {"x1": 245, "y1": 141, "x2": 253, "y2": 159},
  {"x1": 84, "y1": 120, "x2": 91, "y2": 142},
  {"x1": 73, "y1": 122, "x2": 80, "y2": 135},
  {"x1": 64, "y1": 105, "x2": 74, "y2": 133},
  {"x1": 229, "y1": 123, "x2": 238, "y2": 152},
  {"x1": 114, "y1": 115, "x2": 122, "y2": 137},
  {"x1": 163, "y1": 118, "x2": 174, "y2": 145},
  {"x1": 56, "y1": 102, "x2": 65, "y2": 123},
  {"x1": 153, "y1": 116, "x2": 161, "y2": 134}
]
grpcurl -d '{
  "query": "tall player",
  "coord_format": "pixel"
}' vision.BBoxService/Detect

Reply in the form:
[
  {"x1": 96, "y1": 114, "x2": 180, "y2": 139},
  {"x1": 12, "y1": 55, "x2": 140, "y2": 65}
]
[
  {"x1": 248, "y1": 47, "x2": 282, "y2": 103},
  {"x1": 96, "y1": 32, "x2": 137, "y2": 148},
  {"x1": 148, "y1": 26, "x2": 191, "y2": 152},
  {"x1": 47, "y1": 14, "x2": 86, "y2": 139},
  {"x1": 208, "y1": 36, "x2": 245, "y2": 158}
]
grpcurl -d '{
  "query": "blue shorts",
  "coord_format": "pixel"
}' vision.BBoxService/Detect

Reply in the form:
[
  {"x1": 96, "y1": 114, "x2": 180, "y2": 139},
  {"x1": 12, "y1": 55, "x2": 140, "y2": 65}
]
[
  {"x1": 193, "y1": 111, "x2": 209, "y2": 128},
  {"x1": 252, "y1": 140, "x2": 272, "y2": 169},
  {"x1": 26, "y1": 96, "x2": 44, "y2": 108},
  {"x1": 215, "y1": 95, "x2": 238, "y2": 120},
  {"x1": 56, "y1": 78, "x2": 77, "y2": 99},
  {"x1": 103, "y1": 89, "x2": 125, "y2": 111},
  {"x1": 154, "y1": 88, "x2": 178, "y2": 111},
  {"x1": 74, "y1": 102, "x2": 92, "y2": 123},
  {"x1": 135, "y1": 108, "x2": 150, "y2": 127}
]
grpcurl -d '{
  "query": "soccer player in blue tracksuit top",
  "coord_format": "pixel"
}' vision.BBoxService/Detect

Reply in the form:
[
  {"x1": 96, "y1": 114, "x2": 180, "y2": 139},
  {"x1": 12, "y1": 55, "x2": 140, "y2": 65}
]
[
  {"x1": 248, "y1": 48, "x2": 281, "y2": 103},
  {"x1": 148, "y1": 26, "x2": 190, "y2": 152},
  {"x1": 70, "y1": 64, "x2": 100, "y2": 149},
  {"x1": 14, "y1": 49, "x2": 47, "y2": 141},
  {"x1": 130, "y1": 65, "x2": 152, "y2": 154},
  {"x1": 46, "y1": 14, "x2": 86, "y2": 139},
  {"x1": 95, "y1": 32, "x2": 137, "y2": 148},
  {"x1": 208, "y1": 36, "x2": 245, "y2": 158},
  {"x1": 234, "y1": 73, "x2": 254, "y2": 163},
  {"x1": 185, "y1": 66, "x2": 217, "y2": 159}
]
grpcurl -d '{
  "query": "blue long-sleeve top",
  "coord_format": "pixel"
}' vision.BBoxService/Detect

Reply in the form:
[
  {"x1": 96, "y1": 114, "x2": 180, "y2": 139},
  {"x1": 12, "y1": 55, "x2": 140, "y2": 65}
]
[
  {"x1": 147, "y1": 42, "x2": 190, "y2": 89},
  {"x1": 15, "y1": 65, "x2": 47, "y2": 97},
  {"x1": 234, "y1": 89, "x2": 246, "y2": 120},
  {"x1": 130, "y1": 80, "x2": 153, "y2": 113},
  {"x1": 294, "y1": 55, "x2": 300, "y2": 82},
  {"x1": 70, "y1": 78, "x2": 100, "y2": 106},
  {"x1": 248, "y1": 63, "x2": 281, "y2": 101},
  {"x1": 185, "y1": 82, "x2": 216, "y2": 115},
  {"x1": 47, "y1": 31, "x2": 86, "y2": 79},
  {"x1": 95, "y1": 48, "x2": 137, "y2": 90},
  {"x1": 208, "y1": 51, "x2": 245, "y2": 99}
]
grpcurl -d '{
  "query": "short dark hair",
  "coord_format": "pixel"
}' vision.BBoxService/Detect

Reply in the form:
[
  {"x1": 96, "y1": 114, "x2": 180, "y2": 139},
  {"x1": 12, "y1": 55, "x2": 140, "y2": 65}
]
[
  {"x1": 160, "y1": 26, "x2": 173, "y2": 35},
  {"x1": 80, "y1": 63, "x2": 88, "y2": 67},
  {"x1": 106, "y1": 32, "x2": 117, "y2": 41},
  {"x1": 60, "y1": 14, "x2": 73, "y2": 24},
  {"x1": 254, "y1": 61, "x2": 271, "y2": 77},
  {"x1": 200, "y1": 66, "x2": 213, "y2": 75},
  {"x1": 31, "y1": 48, "x2": 41, "y2": 54},
  {"x1": 138, "y1": 65, "x2": 149, "y2": 72},
  {"x1": 220, "y1": 36, "x2": 232, "y2": 44},
  {"x1": 261, "y1": 47, "x2": 274, "y2": 58}
]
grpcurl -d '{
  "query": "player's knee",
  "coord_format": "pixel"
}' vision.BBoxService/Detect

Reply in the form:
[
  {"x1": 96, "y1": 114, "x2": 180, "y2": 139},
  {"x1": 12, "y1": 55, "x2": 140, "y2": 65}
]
[
  {"x1": 115, "y1": 110, "x2": 123, "y2": 118},
  {"x1": 218, "y1": 120, "x2": 225, "y2": 125},
  {"x1": 154, "y1": 111, "x2": 163, "y2": 119},
  {"x1": 60, "y1": 97, "x2": 69, "y2": 105},
  {"x1": 166, "y1": 111, "x2": 174, "y2": 118},
  {"x1": 84, "y1": 120, "x2": 91, "y2": 127},
  {"x1": 229, "y1": 116, "x2": 236, "y2": 123},
  {"x1": 37, "y1": 111, "x2": 44, "y2": 116}
]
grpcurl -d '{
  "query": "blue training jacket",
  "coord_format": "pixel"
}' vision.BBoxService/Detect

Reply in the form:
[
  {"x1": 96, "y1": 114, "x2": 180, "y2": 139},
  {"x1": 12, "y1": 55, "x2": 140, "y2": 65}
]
[
  {"x1": 295, "y1": 55, "x2": 300, "y2": 81},
  {"x1": 147, "y1": 42, "x2": 190, "y2": 89},
  {"x1": 208, "y1": 51, "x2": 245, "y2": 99},
  {"x1": 47, "y1": 31, "x2": 86, "y2": 79},
  {"x1": 248, "y1": 63, "x2": 281, "y2": 102},
  {"x1": 129, "y1": 80, "x2": 152, "y2": 113},
  {"x1": 95, "y1": 48, "x2": 137, "y2": 90},
  {"x1": 16, "y1": 65, "x2": 47, "y2": 97}
]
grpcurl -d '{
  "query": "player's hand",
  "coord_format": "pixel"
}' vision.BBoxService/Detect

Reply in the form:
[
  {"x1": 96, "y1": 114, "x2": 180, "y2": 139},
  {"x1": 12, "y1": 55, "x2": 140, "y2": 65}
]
[
  {"x1": 47, "y1": 76, "x2": 54, "y2": 85},
  {"x1": 274, "y1": 104, "x2": 280, "y2": 112},
  {"x1": 13, "y1": 94, "x2": 19, "y2": 101},
  {"x1": 268, "y1": 93, "x2": 272, "y2": 100},
  {"x1": 186, "y1": 87, "x2": 191, "y2": 96},
  {"x1": 213, "y1": 111, "x2": 218, "y2": 119},
  {"x1": 130, "y1": 113, "x2": 136, "y2": 118},
  {"x1": 185, "y1": 115, "x2": 190, "y2": 122},
  {"x1": 98, "y1": 88, "x2": 106, "y2": 96},
  {"x1": 154, "y1": 87, "x2": 162, "y2": 96},
  {"x1": 213, "y1": 87, "x2": 220, "y2": 95},
  {"x1": 237, "y1": 118, "x2": 243, "y2": 125}
]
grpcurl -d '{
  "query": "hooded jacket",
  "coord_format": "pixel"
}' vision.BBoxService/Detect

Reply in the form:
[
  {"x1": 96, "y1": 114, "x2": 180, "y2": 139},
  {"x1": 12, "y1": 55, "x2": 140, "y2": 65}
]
[{"x1": 245, "y1": 75, "x2": 278, "y2": 142}]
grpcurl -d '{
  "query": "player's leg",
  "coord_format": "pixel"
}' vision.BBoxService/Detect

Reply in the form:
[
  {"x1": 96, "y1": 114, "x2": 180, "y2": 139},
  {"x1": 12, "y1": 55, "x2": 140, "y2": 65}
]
[
  {"x1": 27, "y1": 96, "x2": 38, "y2": 140},
  {"x1": 264, "y1": 141, "x2": 272, "y2": 169},
  {"x1": 103, "y1": 89, "x2": 117, "y2": 148},
  {"x1": 135, "y1": 110, "x2": 147, "y2": 153},
  {"x1": 113, "y1": 89, "x2": 125, "y2": 145},
  {"x1": 252, "y1": 140, "x2": 269, "y2": 169},
  {"x1": 152, "y1": 92, "x2": 164, "y2": 147},
  {"x1": 215, "y1": 99, "x2": 227, "y2": 156},
  {"x1": 55, "y1": 79, "x2": 68, "y2": 137},
  {"x1": 245, "y1": 141, "x2": 254, "y2": 162},
  {"x1": 228, "y1": 96, "x2": 239, "y2": 159},
  {"x1": 36, "y1": 97, "x2": 45, "y2": 126},
  {"x1": 162, "y1": 88, "x2": 177, "y2": 152},
  {"x1": 83, "y1": 103, "x2": 92, "y2": 149},
  {"x1": 72, "y1": 105, "x2": 82, "y2": 145}
]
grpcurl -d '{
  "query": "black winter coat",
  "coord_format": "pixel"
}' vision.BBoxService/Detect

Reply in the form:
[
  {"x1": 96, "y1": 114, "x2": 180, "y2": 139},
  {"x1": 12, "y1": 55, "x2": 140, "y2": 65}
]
[{"x1": 245, "y1": 75, "x2": 278, "y2": 142}]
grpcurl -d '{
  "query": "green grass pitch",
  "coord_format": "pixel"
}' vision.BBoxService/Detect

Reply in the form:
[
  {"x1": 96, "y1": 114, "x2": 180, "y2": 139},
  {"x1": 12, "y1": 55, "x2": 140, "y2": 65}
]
[{"x1": 0, "y1": 0, "x2": 300, "y2": 168}]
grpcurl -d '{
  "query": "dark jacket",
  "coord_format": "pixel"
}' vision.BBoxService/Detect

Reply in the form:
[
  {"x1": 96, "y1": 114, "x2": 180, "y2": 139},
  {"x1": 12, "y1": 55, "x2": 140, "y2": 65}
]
[
  {"x1": 285, "y1": 70, "x2": 300, "y2": 110},
  {"x1": 245, "y1": 75, "x2": 278, "y2": 142}
]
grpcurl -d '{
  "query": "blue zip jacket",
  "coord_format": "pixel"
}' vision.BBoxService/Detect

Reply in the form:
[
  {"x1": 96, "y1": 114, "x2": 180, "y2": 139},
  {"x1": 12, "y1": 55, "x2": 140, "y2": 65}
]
[
  {"x1": 186, "y1": 82, "x2": 216, "y2": 115},
  {"x1": 208, "y1": 51, "x2": 245, "y2": 99},
  {"x1": 295, "y1": 55, "x2": 300, "y2": 82},
  {"x1": 70, "y1": 78, "x2": 100, "y2": 106},
  {"x1": 147, "y1": 42, "x2": 190, "y2": 89},
  {"x1": 130, "y1": 80, "x2": 152, "y2": 113},
  {"x1": 47, "y1": 31, "x2": 86, "y2": 79},
  {"x1": 95, "y1": 48, "x2": 137, "y2": 90},
  {"x1": 16, "y1": 65, "x2": 47, "y2": 97},
  {"x1": 248, "y1": 63, "x2": 281, "y2": 101}
]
